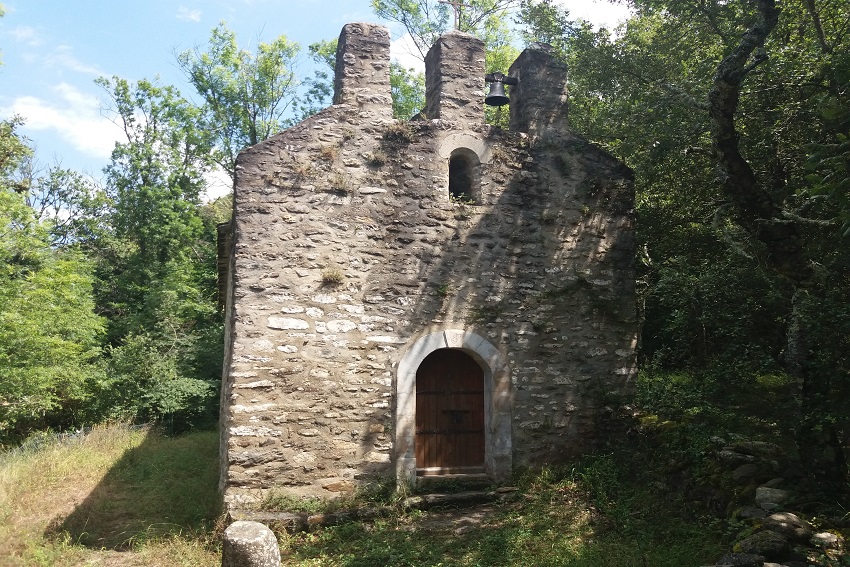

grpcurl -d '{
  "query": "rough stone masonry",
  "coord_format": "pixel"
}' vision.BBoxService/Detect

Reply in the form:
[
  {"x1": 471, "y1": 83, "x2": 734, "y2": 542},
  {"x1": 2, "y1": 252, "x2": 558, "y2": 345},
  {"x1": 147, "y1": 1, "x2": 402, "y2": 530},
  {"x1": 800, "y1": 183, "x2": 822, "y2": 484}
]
[{"x1": 218, "y1": 22, "x2": 638, "y2": 510}]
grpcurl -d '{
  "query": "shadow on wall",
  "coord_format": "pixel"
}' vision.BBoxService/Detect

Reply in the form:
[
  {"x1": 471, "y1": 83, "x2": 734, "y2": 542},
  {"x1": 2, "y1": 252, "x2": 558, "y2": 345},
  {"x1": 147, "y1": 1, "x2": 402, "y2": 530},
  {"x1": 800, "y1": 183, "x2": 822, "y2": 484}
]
[
  {"x1": 44, "y1": 429, "x2": 219, "y2": 550},
  {"x1": 362, "y1": 120, "x2": 635, "y2": 468}
]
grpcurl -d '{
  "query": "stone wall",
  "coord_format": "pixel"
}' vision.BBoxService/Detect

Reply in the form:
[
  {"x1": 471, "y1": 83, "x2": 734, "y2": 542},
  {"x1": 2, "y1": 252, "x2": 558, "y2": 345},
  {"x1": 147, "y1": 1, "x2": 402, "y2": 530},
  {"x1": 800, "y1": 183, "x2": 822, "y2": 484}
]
[{"x1": 219, "y1": 22, "x2": 637, "y2": 509}]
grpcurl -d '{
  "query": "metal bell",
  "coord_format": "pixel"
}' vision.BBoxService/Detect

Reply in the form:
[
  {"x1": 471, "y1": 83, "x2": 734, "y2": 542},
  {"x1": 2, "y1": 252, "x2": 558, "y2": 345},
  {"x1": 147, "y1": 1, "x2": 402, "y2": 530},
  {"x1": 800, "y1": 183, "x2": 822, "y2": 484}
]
[{"x1": 484, "y1": 72, "x2": 518, "y2": 107}]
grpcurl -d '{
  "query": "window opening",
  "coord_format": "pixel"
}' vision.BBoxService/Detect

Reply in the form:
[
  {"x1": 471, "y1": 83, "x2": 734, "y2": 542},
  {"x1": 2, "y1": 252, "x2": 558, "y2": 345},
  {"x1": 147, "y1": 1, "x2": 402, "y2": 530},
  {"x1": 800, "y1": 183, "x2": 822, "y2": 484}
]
[{"x1": 448, "y1": 148, "x2": 479, "y2": 203}]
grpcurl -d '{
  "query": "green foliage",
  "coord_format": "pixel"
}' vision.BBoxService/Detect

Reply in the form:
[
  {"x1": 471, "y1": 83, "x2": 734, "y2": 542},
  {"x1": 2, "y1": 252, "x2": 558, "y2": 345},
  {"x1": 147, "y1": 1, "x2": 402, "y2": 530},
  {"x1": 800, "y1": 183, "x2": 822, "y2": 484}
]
[
  {"x1": 804, "y1": 43, "x2": 850, "y2": 236},
  {"x1": 0, "y1": 248, "x2": 106, "y2": 442},
  {"x1": 87, "y1": 75, "x2": 222, "y2": 433},
  {"x1": 26, "y1": 166, "x2": 110, "y2": 247},
  {"x1": 0, "y1": 120, "x2": 107, "y2": 444},
  {"x1": 177, "y1": 22, "x2": 301, "y2": 178},
  {"x1": 521, "y1": 0, "x2": 850, "y2": 484},
  {"x1": 294, "y1": 38, "x2": 338, "y2": 121},
  {"x1": 390, "y1": 62, "x2": 425, "y2": 119},
  {"x1": 374, "y1": 0, "x2": 519, "y2": 126}
]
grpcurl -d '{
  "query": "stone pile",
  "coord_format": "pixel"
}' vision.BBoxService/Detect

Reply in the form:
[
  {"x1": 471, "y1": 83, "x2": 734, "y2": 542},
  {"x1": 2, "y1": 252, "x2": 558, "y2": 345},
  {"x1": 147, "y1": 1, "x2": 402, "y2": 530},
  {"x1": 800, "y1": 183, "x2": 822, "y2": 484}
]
[{"x1": 710, "y1": 438, "x2": 845, "y2": 566}]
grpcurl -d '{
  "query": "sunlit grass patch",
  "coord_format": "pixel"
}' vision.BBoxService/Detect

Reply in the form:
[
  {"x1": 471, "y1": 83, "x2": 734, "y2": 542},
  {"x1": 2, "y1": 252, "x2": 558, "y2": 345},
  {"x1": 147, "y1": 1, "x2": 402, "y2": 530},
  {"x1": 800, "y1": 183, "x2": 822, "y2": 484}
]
[{"x1": 0, "y1": 423, "x2": 221, "y2": 566}]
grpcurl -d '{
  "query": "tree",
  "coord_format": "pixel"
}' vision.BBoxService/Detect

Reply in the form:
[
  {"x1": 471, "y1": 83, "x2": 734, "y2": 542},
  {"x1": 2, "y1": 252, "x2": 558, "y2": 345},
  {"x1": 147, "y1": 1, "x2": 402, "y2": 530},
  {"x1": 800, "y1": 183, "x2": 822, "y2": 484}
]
[
  {"x1": 519, "y1": 0, "x2": 849, "y2": 489},
  {"x1": 294, "y1": 39, "x2": 338, "y2": 121},
  {"x1": 177, "y1": 22, "x2": 301, "y2": 179},
  {"x1": 0, "y1": 119, "x2": 106, "y2": 443},
  {"x1": 372, "y1": 0, "x2": 520, "y2": 124},
  {"x1": 391, "y1": 62, "x2": 426, "y2": 119},
  {"x1": 706, "y1": 0, "x2": 848, "y2": 487},
  {"x1": 93, "y1": 76, "x2": 221, "y2": 430},
  {"x1": 372, "y1": 0, "x2": 519, "y2": 59}
]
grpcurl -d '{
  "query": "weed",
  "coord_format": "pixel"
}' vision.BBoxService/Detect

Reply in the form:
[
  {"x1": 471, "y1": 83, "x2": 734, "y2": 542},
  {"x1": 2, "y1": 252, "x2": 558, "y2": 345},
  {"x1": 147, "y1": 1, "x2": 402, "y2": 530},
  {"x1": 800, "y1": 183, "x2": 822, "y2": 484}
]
[
  {"x1": 322, "y1": 267, "x2": 345, "y2": 286},
  {"x1": 328, "y1": 172, "x2": 350, "y2": 194},
  {"x1": 540, "y1": 209, "x2": 558, "y2": 224},
  {"x1": 433, "y1": 283, "x2": 451, "y2": 298},
  {"x1": 450, "y1": 193, "x2": 476, "y2": 219},
  {"x1": 319, "y1": 144, "x2": 339, "y2": 161},
  {"x1": 0, "y1": 423, "x2": 220, "y2": 565},
  {"x1": 382, "y1": 121, "x2": 414, "y2": 147},
  {"x1": 364, "y1": 150, "x2": 388, "y2": 167},
  {"x1": 293, "y1": 159, "x2": 313, "y2": 177}
]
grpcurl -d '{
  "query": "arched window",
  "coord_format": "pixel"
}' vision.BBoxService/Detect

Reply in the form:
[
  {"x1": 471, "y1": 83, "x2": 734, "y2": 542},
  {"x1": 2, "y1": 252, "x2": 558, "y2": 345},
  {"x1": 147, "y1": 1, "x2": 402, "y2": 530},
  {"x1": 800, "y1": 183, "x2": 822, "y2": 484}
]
[{"x1": 448, "y1": 148, "x2": 480, "y2": 203}]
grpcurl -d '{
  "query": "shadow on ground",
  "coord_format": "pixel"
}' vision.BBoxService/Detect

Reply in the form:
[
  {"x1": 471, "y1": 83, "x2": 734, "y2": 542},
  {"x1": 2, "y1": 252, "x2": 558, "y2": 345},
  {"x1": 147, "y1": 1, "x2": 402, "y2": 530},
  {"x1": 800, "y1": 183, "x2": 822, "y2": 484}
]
[{"x1": 45, "y1": 429, "x2": 220, "y2": 550}]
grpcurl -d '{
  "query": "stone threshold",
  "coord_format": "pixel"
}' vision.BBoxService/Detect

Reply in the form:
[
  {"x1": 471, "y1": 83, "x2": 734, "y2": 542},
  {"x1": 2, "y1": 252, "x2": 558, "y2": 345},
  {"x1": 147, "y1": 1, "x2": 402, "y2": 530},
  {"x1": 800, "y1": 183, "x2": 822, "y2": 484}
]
[{"x1": 231, "y1": 487, "x2": 518, "y2": 533}]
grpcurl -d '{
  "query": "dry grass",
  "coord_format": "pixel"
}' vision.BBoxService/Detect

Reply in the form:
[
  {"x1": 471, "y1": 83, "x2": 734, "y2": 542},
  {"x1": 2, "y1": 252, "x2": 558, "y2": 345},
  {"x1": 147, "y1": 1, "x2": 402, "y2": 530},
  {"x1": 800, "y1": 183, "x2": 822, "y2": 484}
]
[{"x1": 0, "y1": 424, "x2": 221, "y2": 566}]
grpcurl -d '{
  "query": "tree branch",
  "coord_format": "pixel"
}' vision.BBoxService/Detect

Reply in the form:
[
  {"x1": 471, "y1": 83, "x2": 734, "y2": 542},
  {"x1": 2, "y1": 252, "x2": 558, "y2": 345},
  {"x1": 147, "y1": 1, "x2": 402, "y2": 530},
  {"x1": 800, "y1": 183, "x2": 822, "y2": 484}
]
[{"x1": 707, "y1": 0, "x2": 810, "y2": 280}]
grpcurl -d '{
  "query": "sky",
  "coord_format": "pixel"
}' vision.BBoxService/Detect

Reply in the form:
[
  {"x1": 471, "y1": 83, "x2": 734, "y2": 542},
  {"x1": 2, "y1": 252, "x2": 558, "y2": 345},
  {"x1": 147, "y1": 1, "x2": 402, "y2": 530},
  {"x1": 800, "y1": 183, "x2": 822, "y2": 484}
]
[{"x1": 0, "y1": 0, "x2": 631, "y2": 197}]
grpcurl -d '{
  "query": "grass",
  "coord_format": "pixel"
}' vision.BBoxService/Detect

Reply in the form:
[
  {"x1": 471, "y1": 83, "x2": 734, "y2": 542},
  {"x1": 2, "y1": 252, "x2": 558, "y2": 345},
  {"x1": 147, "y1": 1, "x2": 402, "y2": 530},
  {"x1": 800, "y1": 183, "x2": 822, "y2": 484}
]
[
  {"x1": 276, "y1": 461, "x2": 726, "y2": 566},
  {"x1": 0, "y1": 423, "x2": 220, "y2": 566},
  {"x1": 0, "y1": 421, "x2": 729, "y2": 567}
]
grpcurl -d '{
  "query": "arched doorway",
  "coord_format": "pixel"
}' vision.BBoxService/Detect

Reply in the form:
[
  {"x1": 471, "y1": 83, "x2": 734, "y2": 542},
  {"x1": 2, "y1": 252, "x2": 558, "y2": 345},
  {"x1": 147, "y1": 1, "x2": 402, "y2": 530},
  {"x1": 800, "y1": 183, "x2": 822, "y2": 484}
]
[
  {"x1": 415, "y1": 349, "x2": 485, "y2": 474},
  {"x1": 395, "y1": 329, "x2": 512, "y2": 488}
]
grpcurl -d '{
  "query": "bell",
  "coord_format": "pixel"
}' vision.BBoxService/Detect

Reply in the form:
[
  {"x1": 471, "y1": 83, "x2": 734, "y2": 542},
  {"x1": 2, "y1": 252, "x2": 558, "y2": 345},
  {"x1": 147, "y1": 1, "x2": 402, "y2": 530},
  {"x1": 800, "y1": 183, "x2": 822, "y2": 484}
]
[
  {"x1": 485, "y1": 81, "x2": 509, "y2": 106},
  {"x1": 484, "y1": 72, "x2": 519, "y2": 107}
]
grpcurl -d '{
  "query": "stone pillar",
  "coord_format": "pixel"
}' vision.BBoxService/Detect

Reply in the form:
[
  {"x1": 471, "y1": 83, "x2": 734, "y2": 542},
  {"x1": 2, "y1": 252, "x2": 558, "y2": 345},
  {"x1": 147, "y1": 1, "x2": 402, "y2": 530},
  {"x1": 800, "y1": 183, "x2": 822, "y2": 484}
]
[
  {"x1": 221, "y1": 521, "x2": 280, "y2": 567},
  {"x1": 425, "y1": 30, "x2": 486, "y2": 123},
  {"x1": 508, "y1": 44, "x2": 569, "y2": 136},
  {"x1": 333, "y1": 23, "x2": 392, "y2": 119}
]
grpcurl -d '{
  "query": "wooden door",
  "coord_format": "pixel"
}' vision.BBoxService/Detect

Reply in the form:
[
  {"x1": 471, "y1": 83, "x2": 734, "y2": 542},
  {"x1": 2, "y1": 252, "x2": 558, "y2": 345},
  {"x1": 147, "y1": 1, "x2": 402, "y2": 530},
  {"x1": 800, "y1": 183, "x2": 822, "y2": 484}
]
[{"x1": 415, "y1": 349, "x2": 485, "y2": 473}]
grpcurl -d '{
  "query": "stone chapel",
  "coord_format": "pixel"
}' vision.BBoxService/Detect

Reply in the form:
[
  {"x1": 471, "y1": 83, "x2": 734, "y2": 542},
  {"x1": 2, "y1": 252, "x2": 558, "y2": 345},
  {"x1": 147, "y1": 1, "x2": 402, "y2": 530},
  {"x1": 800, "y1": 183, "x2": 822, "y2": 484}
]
[{"x1": 218, "y1": 22, "x2": 637, "y2": 509}]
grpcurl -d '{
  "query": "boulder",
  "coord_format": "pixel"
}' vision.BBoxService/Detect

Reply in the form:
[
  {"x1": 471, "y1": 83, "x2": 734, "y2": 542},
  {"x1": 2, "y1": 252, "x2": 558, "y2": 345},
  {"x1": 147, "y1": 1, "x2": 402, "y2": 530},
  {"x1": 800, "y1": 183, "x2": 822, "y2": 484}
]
[
  {"x1": 735, "y1": 530, "x2": 789, "y2": 560},
  {"x1": 733, "y1": 463, "x2": 762, "y2": 485},
  {"x1": 222, "y1": 521, "x2": 281, "y2": 567},
  {"x1": 762, "y1": 512, "x2": 812, "y2": 542},
  {"x1": 755, "y1": 486, "x2": 790, "y2": 511}
]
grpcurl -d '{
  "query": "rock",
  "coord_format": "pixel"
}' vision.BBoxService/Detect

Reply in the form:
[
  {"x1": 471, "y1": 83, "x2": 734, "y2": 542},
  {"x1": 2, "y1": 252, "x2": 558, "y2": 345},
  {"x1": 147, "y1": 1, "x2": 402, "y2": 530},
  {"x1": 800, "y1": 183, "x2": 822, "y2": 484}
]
[
  {"x1": 718, "y1": 450, "x2": 756, "y2": 466},
  {"x1": 733, "y1": 463, "x2": 762, "y2": 484},
  {"x1": 735, "y1": 506, "x2": 768, "y2": 520},
  {"x1": 323, "y1": 480, "x2": 355, "y2": 492},
  {"x1": 735, "y1": 530, "x2": 789, "y2": 560},
  {"x1": 715, "y1": 552, "x2": 765, "y2": 566},
  {"x1": 762, "y1": 512, "x2": 812, "y2": 542},
  {"x1": 221, "y1": 521, "x2": 281, "y2": 567},
  {"x1": 755, "y1": 486, "x2": 790, "y2": 510},
  {"x1": 811, "y1": 531, "x2": 843, "y2": 549},
  {"x1": 729, "y1": 441, "x2": 784, "y2": 460}
]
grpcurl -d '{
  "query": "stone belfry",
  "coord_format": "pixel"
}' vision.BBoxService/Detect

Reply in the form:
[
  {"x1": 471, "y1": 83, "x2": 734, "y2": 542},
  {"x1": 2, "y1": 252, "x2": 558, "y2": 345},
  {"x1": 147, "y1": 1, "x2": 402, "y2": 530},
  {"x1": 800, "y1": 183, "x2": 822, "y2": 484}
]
[{"x1": 218, "y1": 22, "x2": 637, "y2": 510}]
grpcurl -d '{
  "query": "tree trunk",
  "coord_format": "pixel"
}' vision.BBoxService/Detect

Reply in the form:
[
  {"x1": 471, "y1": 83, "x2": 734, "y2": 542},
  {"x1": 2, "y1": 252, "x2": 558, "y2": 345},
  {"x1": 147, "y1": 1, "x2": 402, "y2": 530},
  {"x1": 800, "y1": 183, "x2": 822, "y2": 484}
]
[{"x1": 707, "y1": 0, "x2": 846, "y2": 490}]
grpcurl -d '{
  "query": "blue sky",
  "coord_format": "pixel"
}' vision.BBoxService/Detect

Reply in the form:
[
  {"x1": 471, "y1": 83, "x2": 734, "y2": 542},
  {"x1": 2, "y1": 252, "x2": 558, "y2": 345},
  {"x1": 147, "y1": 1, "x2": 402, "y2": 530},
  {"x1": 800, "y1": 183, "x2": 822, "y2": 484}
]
[{"x1": 0, "y1": 0, "x2": 630, "y2": 194}]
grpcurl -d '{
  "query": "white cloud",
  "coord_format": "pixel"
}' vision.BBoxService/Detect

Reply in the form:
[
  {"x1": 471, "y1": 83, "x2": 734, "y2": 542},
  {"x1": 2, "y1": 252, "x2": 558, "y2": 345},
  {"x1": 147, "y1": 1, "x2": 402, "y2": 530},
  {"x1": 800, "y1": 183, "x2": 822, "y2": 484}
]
[
  {"x1": 390, "y1": 33, "x2": 425, "y2": 74},
  {"x1": 0, "y1": 83, "x2": 123, "y2": 159},
  {"x1": 177, "y1": 6, "x2": 202, "y2": 22},
  {"x1": 9, "y1": 26, "x2": 43, "y2": 46},
  {"x1": 51, "y1": 45, "x2": 104, "y2": 76}
]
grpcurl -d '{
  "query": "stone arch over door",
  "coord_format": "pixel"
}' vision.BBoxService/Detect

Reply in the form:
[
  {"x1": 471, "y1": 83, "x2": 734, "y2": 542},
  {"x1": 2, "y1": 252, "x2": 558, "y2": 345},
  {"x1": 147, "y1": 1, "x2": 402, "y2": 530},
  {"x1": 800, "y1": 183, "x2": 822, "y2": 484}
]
[{"x1": 395, "y1": 329, "x2": 512, "y2": 488}]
